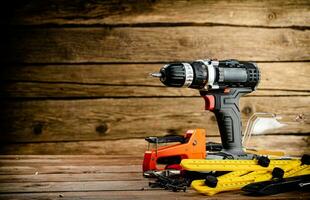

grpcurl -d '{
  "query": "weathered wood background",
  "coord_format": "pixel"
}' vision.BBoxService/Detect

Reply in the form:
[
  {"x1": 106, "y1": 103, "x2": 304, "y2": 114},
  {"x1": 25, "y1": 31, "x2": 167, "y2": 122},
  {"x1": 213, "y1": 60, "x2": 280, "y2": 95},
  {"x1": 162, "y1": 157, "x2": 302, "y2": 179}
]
[{"x1": 0, "y1": 0, "x2": 309, "y2": 155}]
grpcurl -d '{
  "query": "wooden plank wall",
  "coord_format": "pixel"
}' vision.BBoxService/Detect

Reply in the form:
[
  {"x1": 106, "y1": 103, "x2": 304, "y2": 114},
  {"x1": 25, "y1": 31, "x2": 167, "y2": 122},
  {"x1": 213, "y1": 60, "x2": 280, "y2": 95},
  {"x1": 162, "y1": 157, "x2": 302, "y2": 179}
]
[{"x1": 0, "y1": 0, "x2": 309, "y2": 155}]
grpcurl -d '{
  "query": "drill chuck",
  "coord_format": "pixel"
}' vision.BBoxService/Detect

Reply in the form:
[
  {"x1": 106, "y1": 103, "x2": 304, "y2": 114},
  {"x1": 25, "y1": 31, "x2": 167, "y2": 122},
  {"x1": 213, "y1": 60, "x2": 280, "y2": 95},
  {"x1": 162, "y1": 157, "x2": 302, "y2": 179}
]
[{"x1": 152, "y1": 60, "x2": 260, "y2": 91}]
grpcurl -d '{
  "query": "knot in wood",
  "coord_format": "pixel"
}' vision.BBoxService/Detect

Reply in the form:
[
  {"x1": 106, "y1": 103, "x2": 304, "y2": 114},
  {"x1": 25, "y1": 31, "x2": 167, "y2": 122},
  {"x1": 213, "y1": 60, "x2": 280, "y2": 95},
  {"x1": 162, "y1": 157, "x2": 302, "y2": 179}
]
[
  {"x1": 33, "y1": 123, "x2": 44, "y2": 135},
  {"x1": 267, "y1": 12, "x2": 277, "y2": 20},
  {"x1": 96, "y1": 123, "x2": 108, "y2": 135},
  {"x1": 210, "y1": 115, "x2": 216, "y2": 122},
  {"x1": 242, "y1": 106, "x2": 253, "y2": 115}
]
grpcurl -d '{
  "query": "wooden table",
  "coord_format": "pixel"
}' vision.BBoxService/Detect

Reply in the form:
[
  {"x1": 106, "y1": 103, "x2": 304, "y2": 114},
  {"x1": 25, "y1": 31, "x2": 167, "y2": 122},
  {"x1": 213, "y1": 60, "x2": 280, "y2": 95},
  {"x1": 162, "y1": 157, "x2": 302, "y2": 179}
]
[{"x1": 0, "y1": 155, "x2": 308, "y2": 199}]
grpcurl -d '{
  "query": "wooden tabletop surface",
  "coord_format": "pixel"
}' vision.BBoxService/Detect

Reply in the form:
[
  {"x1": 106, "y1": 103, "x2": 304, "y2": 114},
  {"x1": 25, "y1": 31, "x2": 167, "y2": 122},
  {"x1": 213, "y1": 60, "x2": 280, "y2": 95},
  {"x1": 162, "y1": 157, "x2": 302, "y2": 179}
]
[{"x1": 0, "y1": 155, "x2": 309, "y2": 200}]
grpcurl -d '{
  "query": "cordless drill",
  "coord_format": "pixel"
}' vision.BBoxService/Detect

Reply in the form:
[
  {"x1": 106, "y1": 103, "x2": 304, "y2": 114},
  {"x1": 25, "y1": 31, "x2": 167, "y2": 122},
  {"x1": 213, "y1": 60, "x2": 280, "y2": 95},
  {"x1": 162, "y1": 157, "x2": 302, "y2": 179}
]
[{"x1": 151, "y1": 59, "x2": 260, "y2": 159}]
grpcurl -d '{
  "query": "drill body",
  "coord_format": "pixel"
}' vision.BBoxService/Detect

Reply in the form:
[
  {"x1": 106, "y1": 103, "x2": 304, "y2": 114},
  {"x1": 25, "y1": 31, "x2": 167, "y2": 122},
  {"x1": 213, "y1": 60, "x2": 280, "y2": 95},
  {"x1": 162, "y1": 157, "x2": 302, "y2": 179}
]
[{"x1": 152, "y1": 59, "x2": 260, "y2": 159}]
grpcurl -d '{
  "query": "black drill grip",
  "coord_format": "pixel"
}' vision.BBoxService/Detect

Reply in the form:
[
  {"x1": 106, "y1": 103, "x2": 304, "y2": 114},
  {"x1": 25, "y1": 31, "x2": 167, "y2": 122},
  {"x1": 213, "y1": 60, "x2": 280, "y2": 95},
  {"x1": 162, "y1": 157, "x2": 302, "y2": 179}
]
[{"x1": 201, "y1": 88, "x2": 252, "y2": 157}]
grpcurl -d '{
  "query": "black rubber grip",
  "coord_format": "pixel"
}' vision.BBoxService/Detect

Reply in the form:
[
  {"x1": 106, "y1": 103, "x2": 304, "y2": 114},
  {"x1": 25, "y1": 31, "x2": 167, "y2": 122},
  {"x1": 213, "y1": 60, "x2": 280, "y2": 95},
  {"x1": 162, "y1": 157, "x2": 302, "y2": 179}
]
[
  {"x1": 145, "y1": 135, "x2": 186, "y2": 143},
  {"x1": 242, "y1": 174, "x2": 310, "y2": 195},
  {"x1": 202, "y1": 88, "x2": 252, "y2": 156}
]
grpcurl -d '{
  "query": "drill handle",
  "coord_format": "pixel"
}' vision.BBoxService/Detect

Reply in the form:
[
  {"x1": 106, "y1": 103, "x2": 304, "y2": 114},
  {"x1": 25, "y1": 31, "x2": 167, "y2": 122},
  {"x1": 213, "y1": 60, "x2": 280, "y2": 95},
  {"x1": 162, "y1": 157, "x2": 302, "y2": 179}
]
[{"x1": 201, "y1": 88, "x2": 252, "y2": 157}]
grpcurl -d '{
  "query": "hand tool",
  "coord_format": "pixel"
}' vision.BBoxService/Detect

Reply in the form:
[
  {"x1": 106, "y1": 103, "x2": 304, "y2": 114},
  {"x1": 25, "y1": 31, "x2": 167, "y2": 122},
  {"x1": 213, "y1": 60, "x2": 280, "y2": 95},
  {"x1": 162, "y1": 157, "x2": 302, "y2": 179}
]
[
  {"x1": 146, "y1": 59, "x2": 308, "y2": 195},
  {"x1": 151, "y1": 59, "x2": 260, "y2": 159},
  {"x1": 242, "y1": 174, "x2": 310, "y2": 195},
  {"x1": 189, "y1": 158, "x2": 309, "y2": 196},
  {"x1": 143, "y1": 129, "x2": 206, "y2": 173}
]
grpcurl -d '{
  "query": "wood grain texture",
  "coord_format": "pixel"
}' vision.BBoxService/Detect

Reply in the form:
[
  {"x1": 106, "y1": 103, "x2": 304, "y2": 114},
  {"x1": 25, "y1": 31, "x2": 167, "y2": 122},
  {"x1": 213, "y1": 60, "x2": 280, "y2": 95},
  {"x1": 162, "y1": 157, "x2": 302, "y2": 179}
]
[
  {"x1": 1, "y1": 63, "x2": 309, "y2": 98},
  {"x1": 3, "y1": 27, "x2": 309, "y2": 63},
  {"x1": 2, "y1": 83, "x2": 310, "y2": 98},
  {"x1": 4, "y1": 83, "x2": 310, "y2": 99},
  {"x1": 0, "y1": 156, "x2": 142, "y2": 166},
  {"x1": 0, "y1": 190, "x2": 308, "y2": 200},
  {"x1": 0, "y1": 172, "x2": 143, "y2": 183},
  {"x1": 0, "y1": 0, "x2": 308, "y2": 158},
  {"x1": 0, "y1": 155, "x2": 142, "y2": 159},
  {"x1": 1, "y1": 63, "x2": 309, "y2": 89},
  {"x1": 0, "y1": 97, "x2": 309, "y2": 143},
  {"x1": 0, "y1": 136, "x2": 308, "y2": 156},
  {"x1": 0, "y1": 180, "x2": 149, "y2": 193},
  {"x1": 5, "y1": 0, "x2": 310, "y2": 27},
  {"x1": 0, "y1": 165, "x2": 141, "y2": 175},
  {"x1": 0, "y1": 155, "x2": 308, "y2": 199}
]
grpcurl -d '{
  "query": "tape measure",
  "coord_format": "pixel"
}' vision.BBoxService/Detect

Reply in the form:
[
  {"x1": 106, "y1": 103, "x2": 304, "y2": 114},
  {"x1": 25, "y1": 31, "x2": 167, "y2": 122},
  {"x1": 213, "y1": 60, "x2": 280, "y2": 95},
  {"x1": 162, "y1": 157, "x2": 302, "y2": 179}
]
[
  {"x1": 282, "y1": 164, "x2": 310, "y2": 177},
  {"x1": 218, "y1": 170, "x2": 249, "y2": 179},
  {"x1": 181, "y1": 159, "x2": 301, "y2": 171},
  {"x1": 192, "y1": 179, "x2": 253, "y2": 196},
  {"x1": 218, "y1": 170, "x2": 269, "y2": 184},
  {"x1": 245, "y1": 149, "x2": 285, "y2": 157},
  {"x1": 190, "y1": 160, "x2": 310, "y2": 196}
]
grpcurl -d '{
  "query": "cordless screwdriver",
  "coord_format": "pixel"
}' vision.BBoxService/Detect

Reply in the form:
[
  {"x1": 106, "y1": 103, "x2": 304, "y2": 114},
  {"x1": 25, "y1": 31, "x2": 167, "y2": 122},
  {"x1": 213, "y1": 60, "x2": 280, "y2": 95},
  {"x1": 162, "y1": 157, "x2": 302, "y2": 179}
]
[{"x1": 151, "y1": 59, "x2": 260, "y2": 159}]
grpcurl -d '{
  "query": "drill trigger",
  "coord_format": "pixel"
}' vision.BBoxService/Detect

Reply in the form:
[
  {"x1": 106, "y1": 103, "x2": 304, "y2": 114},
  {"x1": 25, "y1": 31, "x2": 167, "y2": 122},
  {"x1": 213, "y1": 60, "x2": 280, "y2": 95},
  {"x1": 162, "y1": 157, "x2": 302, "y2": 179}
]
[{"x1": 203, "y1": 95, "x2": 215, "y2": 111}]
